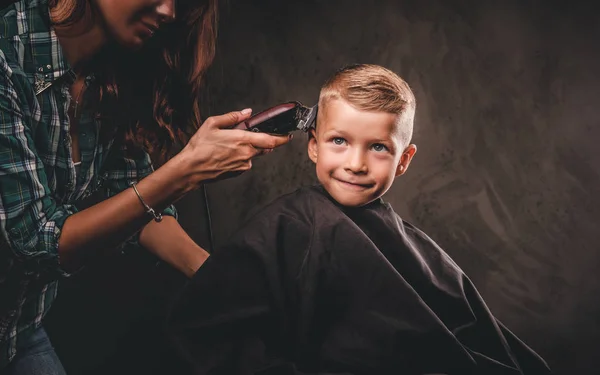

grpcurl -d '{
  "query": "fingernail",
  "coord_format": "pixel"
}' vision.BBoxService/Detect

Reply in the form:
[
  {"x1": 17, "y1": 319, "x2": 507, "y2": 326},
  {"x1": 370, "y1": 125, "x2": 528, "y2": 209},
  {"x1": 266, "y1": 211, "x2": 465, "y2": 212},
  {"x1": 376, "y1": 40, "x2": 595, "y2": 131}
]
[
  {"x1": 241, "y1": 108, "x2": 252, "y2": 115},
  {"x1": 288, "y1": 134, "x2": 293, "y2": 140}
]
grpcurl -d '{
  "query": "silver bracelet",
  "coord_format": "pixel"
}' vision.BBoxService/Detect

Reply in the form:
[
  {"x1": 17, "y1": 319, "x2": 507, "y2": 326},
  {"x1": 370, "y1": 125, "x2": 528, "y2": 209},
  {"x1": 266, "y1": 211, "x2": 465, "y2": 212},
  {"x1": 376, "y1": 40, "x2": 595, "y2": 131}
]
[{"x1": 130, "y1": 181, "x2": 163, "y2": 222}]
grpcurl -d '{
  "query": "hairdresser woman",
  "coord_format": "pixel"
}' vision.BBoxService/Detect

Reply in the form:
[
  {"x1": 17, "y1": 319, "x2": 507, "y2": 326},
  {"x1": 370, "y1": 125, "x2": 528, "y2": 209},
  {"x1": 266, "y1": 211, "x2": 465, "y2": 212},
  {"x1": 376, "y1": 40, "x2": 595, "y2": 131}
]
[{"x1": 0, "y1": 0, "x2": 291, "y2": 373}]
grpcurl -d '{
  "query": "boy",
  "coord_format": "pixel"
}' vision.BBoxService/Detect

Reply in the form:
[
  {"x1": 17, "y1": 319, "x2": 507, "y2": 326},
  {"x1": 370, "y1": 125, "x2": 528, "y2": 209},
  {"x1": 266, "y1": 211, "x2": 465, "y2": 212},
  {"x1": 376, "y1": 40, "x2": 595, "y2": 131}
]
[{"x1": 167, "y1": 64, "x2": 552, "y2": 375}]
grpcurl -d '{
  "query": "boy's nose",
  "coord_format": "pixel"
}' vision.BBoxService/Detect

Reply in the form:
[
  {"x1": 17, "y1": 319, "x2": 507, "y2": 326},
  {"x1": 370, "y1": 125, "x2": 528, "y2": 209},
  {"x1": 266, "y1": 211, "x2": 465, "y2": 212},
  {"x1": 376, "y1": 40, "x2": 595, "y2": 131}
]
[
  {"x1": 156, "y1": 0, "x2": 176, "y2": 23},
  {"x1": 344, "y1": 149, "x2": 368, "y2": 174}
]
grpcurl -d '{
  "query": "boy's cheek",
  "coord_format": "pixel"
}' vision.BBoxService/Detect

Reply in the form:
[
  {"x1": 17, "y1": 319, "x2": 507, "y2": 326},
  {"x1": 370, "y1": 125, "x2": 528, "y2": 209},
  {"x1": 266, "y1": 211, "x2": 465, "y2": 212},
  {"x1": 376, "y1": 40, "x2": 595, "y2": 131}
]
[{"x1": 316, "y1": 151, "x2": 338, "y2": 170}]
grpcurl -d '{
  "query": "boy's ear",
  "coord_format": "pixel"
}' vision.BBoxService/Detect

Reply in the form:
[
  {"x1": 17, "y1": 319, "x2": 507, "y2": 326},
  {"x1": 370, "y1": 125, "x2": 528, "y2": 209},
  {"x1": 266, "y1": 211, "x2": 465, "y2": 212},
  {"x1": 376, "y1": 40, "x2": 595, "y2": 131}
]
[
  {"x1": 395, "y1": 144, "x2": 417, "y2": 177},
  {"x1": 307, "y1": 128, "x2": 318, "y2": 164}
]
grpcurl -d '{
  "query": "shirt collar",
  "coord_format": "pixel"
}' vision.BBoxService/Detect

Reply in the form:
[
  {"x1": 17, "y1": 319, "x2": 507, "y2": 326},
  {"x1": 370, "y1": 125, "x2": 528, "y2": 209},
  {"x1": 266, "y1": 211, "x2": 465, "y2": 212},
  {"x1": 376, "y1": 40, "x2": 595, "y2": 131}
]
[{"x1": 17, "y1": 0, "x2": 76, "y2": 93}]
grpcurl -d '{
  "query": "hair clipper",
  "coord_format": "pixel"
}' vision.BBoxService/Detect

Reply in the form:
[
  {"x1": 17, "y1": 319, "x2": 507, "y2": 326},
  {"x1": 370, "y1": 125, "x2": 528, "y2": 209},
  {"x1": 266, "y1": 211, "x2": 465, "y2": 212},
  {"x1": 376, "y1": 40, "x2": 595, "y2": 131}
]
[{"x1": 234, "y1": 101, "x2": 318, "y2": 135}]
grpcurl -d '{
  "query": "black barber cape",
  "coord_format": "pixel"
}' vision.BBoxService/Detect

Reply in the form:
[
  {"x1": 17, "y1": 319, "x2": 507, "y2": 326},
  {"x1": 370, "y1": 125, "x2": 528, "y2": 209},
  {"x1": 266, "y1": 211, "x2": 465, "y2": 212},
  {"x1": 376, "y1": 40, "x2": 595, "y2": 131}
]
[{"x1": 167, "y1": 185, "x2": 552, "y2": 375}]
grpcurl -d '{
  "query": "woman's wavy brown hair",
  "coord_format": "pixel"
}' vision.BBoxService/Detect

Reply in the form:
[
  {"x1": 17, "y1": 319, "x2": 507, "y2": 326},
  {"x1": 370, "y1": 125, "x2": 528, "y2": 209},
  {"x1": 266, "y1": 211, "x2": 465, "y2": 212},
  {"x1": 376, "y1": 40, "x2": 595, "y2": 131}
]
[{"x1": 48, "y1": 0, "x2": 219, "y2": 161}]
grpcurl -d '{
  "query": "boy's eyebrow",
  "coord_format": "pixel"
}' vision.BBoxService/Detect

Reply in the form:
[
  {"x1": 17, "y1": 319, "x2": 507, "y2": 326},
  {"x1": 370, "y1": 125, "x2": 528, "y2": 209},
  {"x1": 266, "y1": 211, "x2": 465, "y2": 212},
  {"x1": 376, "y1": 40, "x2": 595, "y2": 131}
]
[{"x1": 322, "y1": 128, "x2": 349, "y2": 138}]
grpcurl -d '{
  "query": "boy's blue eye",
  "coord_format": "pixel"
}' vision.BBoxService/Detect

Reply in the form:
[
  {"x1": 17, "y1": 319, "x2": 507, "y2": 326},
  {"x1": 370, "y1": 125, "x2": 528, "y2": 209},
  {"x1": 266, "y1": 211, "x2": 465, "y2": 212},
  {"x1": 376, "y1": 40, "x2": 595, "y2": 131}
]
[
  {"x1": 372, "y1": 143, "x2": 388, "y2": 152},
  {"x1": 332, "y1": 137, "x2": 345, "y2": 145}
]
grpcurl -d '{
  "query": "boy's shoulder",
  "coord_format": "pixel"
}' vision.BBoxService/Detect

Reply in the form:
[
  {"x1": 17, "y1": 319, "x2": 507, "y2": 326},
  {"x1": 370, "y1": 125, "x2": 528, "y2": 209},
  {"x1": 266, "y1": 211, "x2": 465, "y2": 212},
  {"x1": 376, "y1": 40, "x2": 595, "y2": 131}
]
[
  {"x1": 356, "y1": 198, "x2": 465, "y2": 274},
  {"x1": 228, "y1": 185, "x2": 332, "y2": 244},
  {"x1": 237, "y1": 184, "x2": 464, "y2": 275},
  {"x1": 251, "y1": 185, "x2": 430, "y2": 239},
  {"x1": 235, "y1": 184, "x2": 379, "y2": 247},
  {"x1": 248, "y1": 184, "x2": 338, "y2": 223},
  {"x1": 225, "y1": 185, "x2": 340, "y2": 263}
]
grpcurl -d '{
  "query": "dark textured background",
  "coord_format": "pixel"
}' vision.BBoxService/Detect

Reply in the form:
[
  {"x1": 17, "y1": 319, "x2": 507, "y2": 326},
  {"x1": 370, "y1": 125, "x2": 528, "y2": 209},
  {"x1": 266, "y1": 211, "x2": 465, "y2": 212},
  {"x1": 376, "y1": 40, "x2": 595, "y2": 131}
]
[{"x1": 45, "y1": 1, "x2": 600, "y2": 374}]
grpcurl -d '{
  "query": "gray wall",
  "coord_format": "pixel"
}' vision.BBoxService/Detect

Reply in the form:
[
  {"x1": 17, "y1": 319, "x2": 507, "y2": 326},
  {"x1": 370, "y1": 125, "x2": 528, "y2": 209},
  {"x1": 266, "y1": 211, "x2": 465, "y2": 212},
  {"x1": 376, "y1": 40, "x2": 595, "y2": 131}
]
[{"x1": 184, "y1": 1, "x2": 600, "y2": 374}]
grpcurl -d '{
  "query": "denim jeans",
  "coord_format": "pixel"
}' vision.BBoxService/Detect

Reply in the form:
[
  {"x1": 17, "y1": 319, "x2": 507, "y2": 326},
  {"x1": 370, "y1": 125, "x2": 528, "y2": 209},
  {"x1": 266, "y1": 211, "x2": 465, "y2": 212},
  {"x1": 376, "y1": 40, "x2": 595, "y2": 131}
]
[{"x1": 3, "y1": 326, "x2": 67, "y2": 375}]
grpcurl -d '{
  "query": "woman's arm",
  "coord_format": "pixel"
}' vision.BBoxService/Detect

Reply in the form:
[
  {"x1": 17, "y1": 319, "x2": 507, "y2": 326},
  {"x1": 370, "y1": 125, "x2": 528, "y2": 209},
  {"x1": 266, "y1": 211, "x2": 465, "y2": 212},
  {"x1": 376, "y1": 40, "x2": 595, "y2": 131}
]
[
  {"x1": 0, "y1": 50, "x2": 290, "y2": 277},
  {"x1": 57, "y1": 152, "x2": 195, "y2": 272},
  {"x1": 58, "y1": 112, "x2": 291, "y2": 272},
  {"x1": 139, "y1": 216, "x2": 209, "y2": 278}
]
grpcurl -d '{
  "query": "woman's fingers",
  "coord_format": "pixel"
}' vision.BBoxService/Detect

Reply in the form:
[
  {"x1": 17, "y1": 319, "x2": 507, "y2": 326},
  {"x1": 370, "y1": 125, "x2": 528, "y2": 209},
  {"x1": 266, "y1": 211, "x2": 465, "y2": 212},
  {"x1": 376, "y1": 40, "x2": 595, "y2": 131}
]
[
  {"x1": 186, "y1": 108, "x2": 296, "y2": 183},
  {"x1": 203, "y1": 108, "x2": 253, "y2": 129},
  {"x1": 201, "y1": 108, "x2": 292, "y2": 151},
  {"x1": 258, "y1": 148, "x2": 274, "y2": 156},
  {"x1": 243, "y1": 132, "x2": 293, "y2": 150}
]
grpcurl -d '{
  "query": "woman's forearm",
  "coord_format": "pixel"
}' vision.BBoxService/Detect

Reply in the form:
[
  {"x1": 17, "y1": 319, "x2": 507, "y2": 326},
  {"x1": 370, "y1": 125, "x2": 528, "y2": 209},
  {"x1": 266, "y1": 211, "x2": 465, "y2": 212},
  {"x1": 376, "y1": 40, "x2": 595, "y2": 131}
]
[
  {"x1": 139, "y1": 216, "x2": 209, "y2": 278},
  {"x1": 55, "y1": 108, "x2": 290, "y2": 273},
  {"x1": 57, "y1": 152, "x2": 199, "y2": 272}
]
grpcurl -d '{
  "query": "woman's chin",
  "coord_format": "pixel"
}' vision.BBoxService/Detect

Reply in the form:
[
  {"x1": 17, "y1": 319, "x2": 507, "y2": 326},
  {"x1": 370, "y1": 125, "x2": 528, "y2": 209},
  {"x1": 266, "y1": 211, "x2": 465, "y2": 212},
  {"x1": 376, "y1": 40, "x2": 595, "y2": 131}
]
[{"x1": 111, "y1": 31, "x2": 148, "y2": 51}]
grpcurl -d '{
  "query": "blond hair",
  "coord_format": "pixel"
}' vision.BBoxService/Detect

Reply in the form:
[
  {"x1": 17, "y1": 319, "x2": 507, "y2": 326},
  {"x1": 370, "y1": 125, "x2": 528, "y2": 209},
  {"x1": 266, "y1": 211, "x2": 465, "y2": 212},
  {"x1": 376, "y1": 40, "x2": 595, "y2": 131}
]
[{"x1": 318, "y1": 64, "x2": 416, "y2": 147}]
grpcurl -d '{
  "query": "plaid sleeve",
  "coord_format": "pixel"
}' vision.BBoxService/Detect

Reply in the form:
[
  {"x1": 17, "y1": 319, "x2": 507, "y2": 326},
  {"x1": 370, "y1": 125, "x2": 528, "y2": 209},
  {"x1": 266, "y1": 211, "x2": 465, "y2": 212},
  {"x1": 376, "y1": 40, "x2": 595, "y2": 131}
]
[
  {"x1": 102, "y1": 142, "x2": 178, "y2": 250},
  {"x1": 0, "y1": 50, "x2": 75, "y2": 279}
]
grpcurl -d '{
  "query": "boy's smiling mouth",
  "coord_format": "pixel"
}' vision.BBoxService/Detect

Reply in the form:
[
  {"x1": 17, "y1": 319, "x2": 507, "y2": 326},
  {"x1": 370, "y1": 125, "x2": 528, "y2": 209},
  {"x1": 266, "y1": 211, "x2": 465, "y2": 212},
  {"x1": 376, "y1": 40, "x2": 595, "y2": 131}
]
[{"x1": 333, "y1": 177, "x2": 374, "y2": 190}]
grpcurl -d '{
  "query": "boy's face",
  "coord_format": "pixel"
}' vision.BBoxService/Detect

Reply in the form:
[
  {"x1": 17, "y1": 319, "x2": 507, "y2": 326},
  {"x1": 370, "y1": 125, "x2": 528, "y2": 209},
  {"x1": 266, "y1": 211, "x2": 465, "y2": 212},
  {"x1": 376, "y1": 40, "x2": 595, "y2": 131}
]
[{"x1": 308, "y1": 99, "x2": 417, "y2": 207}]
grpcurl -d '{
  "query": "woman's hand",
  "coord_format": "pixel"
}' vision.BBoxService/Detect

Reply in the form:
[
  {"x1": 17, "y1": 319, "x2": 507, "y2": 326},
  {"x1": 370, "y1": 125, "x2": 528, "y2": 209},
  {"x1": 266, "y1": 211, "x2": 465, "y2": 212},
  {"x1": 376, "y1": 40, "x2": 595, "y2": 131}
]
[{"x1": 181, "y1": 108, "x2": 292, "y2": 185}]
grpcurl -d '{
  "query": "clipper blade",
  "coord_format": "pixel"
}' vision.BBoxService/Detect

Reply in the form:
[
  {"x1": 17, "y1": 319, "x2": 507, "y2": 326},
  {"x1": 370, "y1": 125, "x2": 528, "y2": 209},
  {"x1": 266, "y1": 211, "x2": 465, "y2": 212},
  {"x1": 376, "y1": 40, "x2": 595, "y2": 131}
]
[{"x1": 297, "y1": 104, "x2": 318, "y2": 132}]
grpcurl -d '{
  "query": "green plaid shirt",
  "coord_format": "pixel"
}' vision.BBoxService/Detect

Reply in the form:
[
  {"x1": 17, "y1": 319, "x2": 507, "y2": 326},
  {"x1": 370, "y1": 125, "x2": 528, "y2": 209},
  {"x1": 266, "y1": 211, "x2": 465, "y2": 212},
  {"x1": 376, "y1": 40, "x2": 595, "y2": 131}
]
[{"x1": 0, "y1": 0, "x2": 176, "y2": 367}]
